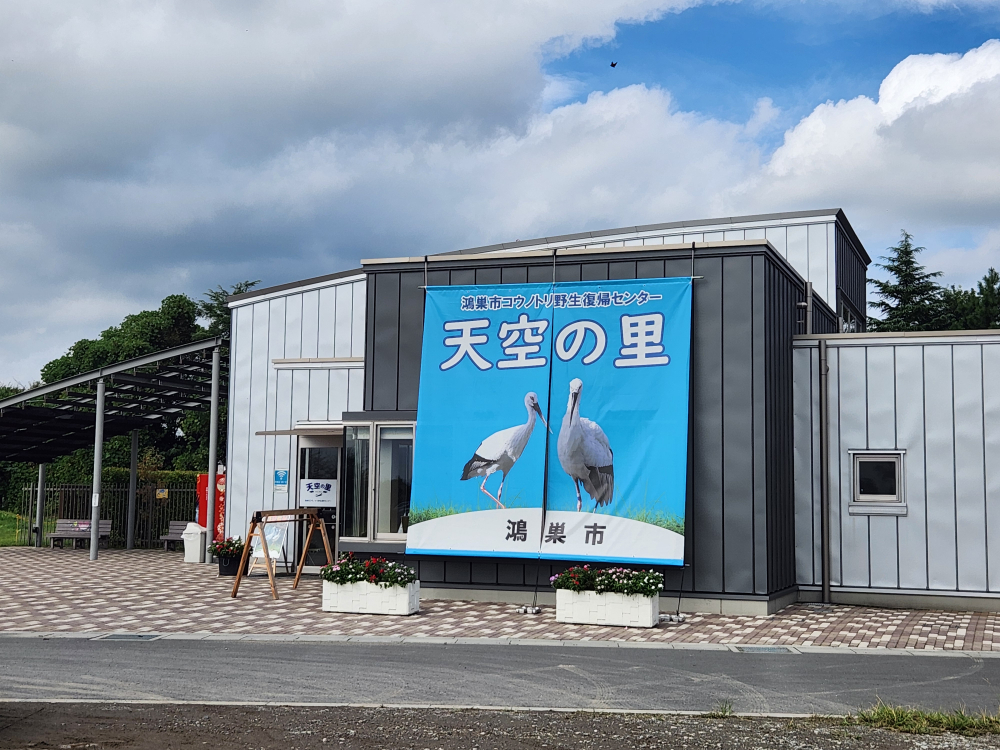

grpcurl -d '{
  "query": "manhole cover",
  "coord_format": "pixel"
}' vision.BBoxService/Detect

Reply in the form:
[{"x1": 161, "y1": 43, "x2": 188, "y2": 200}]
[
  {"x1": 92, "y1": 633, "x2": 162, "y2": 641},
  {"x1": 734, "y1": 645, "x2": 792, "y2": 653}
]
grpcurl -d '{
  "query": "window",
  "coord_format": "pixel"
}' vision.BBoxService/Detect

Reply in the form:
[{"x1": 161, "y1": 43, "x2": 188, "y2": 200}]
[
  {"x1": 341, "y1": 426, "x2": 370, "y2": 538},
  {"x1": 337, "y1": 422, "x2": 414, "y2": 541},
  {"x1": 375, "y1": 426, "x2": 413, "y2": 537},
  {"x1": 850, "y1": 451, "x2": 905, "y2": 515}
]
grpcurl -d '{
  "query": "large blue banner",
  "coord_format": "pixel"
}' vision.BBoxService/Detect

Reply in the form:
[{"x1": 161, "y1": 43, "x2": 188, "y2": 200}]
[{"x1": 406, "y1": 278, "x2": 691, "y2": 566}]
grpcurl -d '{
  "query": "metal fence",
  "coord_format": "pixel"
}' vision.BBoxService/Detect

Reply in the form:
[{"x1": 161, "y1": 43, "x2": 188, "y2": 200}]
[{"x1": 11, "y1": 483, "x2": 198, "y2": 548}]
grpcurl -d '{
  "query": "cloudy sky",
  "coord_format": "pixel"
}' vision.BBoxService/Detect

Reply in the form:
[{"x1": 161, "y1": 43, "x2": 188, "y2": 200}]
[{"x1": 2, "y1": 0, "x2": 1000, "y2": 384}]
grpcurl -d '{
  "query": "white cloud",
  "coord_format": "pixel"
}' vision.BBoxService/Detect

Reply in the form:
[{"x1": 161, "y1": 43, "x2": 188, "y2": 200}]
[{"x1": 2, "y1": 4, "x2": 1000, "y2": 382}]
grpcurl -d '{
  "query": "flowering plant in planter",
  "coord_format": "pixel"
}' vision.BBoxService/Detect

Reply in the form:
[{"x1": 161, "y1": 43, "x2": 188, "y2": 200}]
[
  {"x1": 208, "y1": 536, "x2": 245, "y2": 558},
  {"x1": 551, "y1": 566, "x2": 665, "y2": 628},
  {"x1": 321, "y1": 553, "x2": 417, "y2": 589},
  {"x1": 551, "y1": 566, "x2": 664, "y2": 597}
]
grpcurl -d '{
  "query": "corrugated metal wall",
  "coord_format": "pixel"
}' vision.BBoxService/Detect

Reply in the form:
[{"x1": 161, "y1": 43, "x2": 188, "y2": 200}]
[
  {"x1": 835, "y1": 226, "x2": 867, "y2": 325},
  {"x1": 226, "y1": 277, "x2": 367, "y2": 538},
  {"x1": 794, "y1": 333, "x2": 1000, "y2": 594},
  {"x1": 364, "y1": 244, "x2": 820, "y2": 597}
]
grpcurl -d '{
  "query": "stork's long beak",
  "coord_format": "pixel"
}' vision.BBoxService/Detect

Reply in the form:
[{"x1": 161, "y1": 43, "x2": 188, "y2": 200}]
[{"x1": 533, "y1": 402, "x2": 552, "y2": 433}]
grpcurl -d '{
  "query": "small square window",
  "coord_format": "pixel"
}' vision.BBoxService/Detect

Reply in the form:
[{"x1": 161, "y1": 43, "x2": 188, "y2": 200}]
[{"x1": 850, "y1": 451, "x2": 905, "y2": 515}]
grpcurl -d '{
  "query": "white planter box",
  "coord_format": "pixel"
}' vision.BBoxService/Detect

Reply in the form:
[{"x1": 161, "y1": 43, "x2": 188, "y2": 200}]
[
  {"x1": 555, "y1": 589, "x2": 658, "y2": 628},
  {"x1": 322, "y1": 579, "x2": 420, "y2": 615}
]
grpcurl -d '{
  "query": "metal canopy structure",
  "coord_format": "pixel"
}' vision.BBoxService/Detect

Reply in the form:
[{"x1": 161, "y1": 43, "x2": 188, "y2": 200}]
[
  {"x1": 0, "y1": 336, "x2": 227, "y2": 561},
  {"x1": 0, "y1": 337, "x2": 227, "y2": 463}
]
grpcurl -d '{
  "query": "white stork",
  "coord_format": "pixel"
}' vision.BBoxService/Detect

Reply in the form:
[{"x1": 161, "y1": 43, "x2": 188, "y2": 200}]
[
  {"x1": 557, "y1": 378, "x2": 614, "y2": 512},
  {"x1": 461, "y1": 392, "x2": 548, "y2": 509}
]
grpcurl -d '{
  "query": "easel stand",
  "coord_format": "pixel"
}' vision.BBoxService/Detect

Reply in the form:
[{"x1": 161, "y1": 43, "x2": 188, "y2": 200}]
[{"x1": 230, "y1": 508, "x2": 334, "y2": 600}]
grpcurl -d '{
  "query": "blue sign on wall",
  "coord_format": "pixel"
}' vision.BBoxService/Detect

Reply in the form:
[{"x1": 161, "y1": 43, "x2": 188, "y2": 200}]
[
  {"x1": 273, "y1": 469, "x2": 289, "y2": 493},
  {"x1": 406, "y1": 278, "x2": 691, "y2": 566}
]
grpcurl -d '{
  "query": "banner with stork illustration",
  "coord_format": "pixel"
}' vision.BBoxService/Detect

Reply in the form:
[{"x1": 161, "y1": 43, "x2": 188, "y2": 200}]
[{"x1": 406, "y1": 278, "x2": 691, "y2": 566}]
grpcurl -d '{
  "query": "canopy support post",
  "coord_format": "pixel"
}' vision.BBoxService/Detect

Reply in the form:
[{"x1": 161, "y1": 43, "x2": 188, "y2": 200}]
[
  {"x1": 205, "y1": 346, "x2": 221, "y2": 563},
  {"x1": 126, "y1": 429, "x2": 138, "y2": 550},
  {"x1": 34, "y1": 464, "x2": 45, "y2": 547},
  {"x1": 90, "y1": 378, "x2": 106, "y2": 560}
]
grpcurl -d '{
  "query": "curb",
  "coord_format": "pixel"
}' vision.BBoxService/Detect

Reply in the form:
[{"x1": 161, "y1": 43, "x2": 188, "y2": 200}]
[
  {"x1": 1, "y1": 630, "x2": 998, "y2": 656},
  {"x1": 0, "y1": 697, "x2": 829, "y2": 718}
]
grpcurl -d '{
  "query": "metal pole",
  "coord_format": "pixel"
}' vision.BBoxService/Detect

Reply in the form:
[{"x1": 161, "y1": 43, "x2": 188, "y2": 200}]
[
  {"x1": 90, "y1": 378, "x2": 106, "y2": 560},
  {"x1": 805, "y1": 282, "x2": 814, "y2": 336},
  {"x1": 205, "y1": 347, "x2": 221, "y2": 563},
  {"x1": 34, "y1": 464, "x2": 45, "y2": 547},
  {"x1": 126, "y1": 429, "x2": 138, "y2": 550},
  {"x1": 819, "y1": 340, "x2": 831, "y2": 603}
]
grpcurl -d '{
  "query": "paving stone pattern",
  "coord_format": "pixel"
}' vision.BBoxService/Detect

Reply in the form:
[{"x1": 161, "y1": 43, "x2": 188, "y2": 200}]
[{"x1": 3, "y1": 548, "x2": 999, "y2": 649}]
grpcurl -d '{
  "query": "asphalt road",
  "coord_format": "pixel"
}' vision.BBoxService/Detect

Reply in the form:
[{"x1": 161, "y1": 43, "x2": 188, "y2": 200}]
[{"x1": 2, "y1": 638, "x2": 999, "y2": 715}]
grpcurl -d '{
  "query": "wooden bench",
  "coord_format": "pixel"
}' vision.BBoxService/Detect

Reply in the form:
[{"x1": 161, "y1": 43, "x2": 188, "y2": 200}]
[
  {"x1": 50, "y1": 519, "x2": 112, "y2": 549},
  {"x1": 159, "y1": 520, "x2": 190, "y2": 551}
]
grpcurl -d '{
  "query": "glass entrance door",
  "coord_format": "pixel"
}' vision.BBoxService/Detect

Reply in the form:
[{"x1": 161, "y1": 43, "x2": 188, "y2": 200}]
[{"x1": 375, "y1": 425, "x2": 413, "y2": 537}]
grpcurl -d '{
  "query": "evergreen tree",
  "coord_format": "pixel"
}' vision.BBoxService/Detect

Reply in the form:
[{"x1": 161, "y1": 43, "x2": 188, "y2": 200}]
[{"x1": 868, "y1": 231, "x2": 945, "y2": 332}]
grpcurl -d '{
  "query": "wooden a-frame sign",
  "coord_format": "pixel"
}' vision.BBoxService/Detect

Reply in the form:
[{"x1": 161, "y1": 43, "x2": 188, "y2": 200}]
[{"x1": 230, "y1": 507, "x2": 334, "y2": 600}]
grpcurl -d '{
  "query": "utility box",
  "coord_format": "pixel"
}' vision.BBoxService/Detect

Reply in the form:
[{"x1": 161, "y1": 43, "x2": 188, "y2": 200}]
[{"x1": 182, "y1": 523, "x2": 206, "y2": 563}]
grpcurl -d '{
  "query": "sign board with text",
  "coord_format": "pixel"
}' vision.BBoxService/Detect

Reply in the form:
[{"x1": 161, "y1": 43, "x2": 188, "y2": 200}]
[{"x1": 406, "y1": 278, "x2": 691, "y2": 566}]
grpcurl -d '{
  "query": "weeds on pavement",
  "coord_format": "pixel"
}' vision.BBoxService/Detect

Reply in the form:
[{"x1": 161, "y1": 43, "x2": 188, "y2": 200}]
[{"x1": 853, "y1": 698, "x2": 1000, "y2": 736}]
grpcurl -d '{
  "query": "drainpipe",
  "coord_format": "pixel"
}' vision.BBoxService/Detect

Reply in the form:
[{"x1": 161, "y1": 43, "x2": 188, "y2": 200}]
[{"x1": 818, "y1": 340, "x2": 831, "y2": 604}]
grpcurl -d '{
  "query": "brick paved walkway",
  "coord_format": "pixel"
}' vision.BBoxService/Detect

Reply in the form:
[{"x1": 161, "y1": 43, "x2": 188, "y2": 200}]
[{"x1": 2, "y1": 548, "x2": 999, "y2": 649}]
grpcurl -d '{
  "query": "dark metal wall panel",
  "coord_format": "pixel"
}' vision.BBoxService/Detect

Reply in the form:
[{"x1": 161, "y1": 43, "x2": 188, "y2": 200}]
[
  {"x1": 476, "y1": 267, "x2": 501, "y2": 285},
  {"x1": 690, "y1": 255, "x2": 725, "y2": 592},
  {"x1": 555, "y1": 264, "x2": 581, "y2": 282},
  {"x1": 451, "y1": 268, "x2": 475, "y2": 285},
  {"x1": 721, "y1": 255, "x2": 755, "y2": 593},
  {"x1": 363, "y1": 275, "x2": 376, "y2": 410},
  {"x1": 581, "y1": 262, "x2": 609, "y2": 281},
  {"x1": 372, "y1": 273, "x2": 400, "y2": 410},
  {"x1": 426, "y1": 269, "x2": 450, "y2": 287},
  {"x1": 501, "y1": 266, "x2": 527, "y2": 284},
  {"x1": 528, "y1": 264, "x2": 553, "y2": 284},
  {"x1": 836, "y1": 225, "x2": 868, "y2": 326},
  {"x1": 637, "y1": 259, "x2": 665, "y2": 278},
  {"x1": 397, "y1": 272, "x2": 425, "y2": 411},
  {"x1": 609, "y1": 260, "x2": 637, "y2": 280},
  {"x1": 752, "y1": 256, "x2": 768, "y2": 594},
  {"x1": 764, "y1": 259, "x2": 802, "y2": 593}
]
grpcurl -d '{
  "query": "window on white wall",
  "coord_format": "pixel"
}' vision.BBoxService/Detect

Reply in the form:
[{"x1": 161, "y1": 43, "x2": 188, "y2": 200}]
[{"x1": 850, "y1": 450, "x2": 906, "y2": 515}]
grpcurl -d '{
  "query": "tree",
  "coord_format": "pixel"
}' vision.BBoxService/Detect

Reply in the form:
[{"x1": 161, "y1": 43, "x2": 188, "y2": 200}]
[
  {"x1": 940, "y1": 268, "x2": 1000, "y2": 330},
  {"x1": 1, "y1": 281, "x2": 259, "y2": 506},
  {"x1": 198, "y1": 280, "x2": 260, "y2": 337},
  {"x1": 868, "y1": 231, "x2": 946, "y2": 332}
]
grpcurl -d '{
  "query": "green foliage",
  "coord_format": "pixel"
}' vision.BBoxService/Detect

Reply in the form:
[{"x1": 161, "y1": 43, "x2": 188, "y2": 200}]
[
  {"x1": 854, "y1": 699, "x2": 1000, "y2": 736},
  {"x1": 40, "y1": 295, "x2": 202, "y2": 383},
  {"x1": 704, "y1": 700, "x2": 734, "y2": 719},
  {"x1": 208, "y1": 536, "x2": 245, "y2": 558},
  {"x1": 0, "y1": 281, "x2": 257, "y2": 511},
  {"x1": 869, "y1": 231, "x2": 1000, "y2": 332},
  {"x1": 939, "y1": 267, "x2": 1000, "y2": 330},
  {"x1": 549, "y1": 564, "x2": 597, "y2": 592},
  {"x1": 550, "y1": 565, "x2": 665, "y2": 597},
  {"x1": 868, "y1": 231, "x2": 944, "y2": 332},
  {"x1": 321, "y1": 552, "x2": 418, "y2": 588},
  {"x1": 0, "y1": 510, "x2": 20, "y2": 547},
  {"x1": 408, "y1": 503, "x2": 462, "y2": 525},
  {"x1": 199, "y1": 281, "x2": 260, "y2": 337}
]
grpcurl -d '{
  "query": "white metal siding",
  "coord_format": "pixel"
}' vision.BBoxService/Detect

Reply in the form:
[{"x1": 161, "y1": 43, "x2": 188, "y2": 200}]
[
  {"x1": 794, "y1": 334, "x2": 1000, "y2": 595},
  {"x1": 225, "y1": 278, "x2": 366, "y2": 540}
]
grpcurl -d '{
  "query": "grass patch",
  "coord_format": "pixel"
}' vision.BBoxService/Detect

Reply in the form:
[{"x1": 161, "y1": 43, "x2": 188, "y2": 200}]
[
  {"x1": 0, "y1": 510, "x2": 28, "y2": 546},
  {"x1": 854, "y1": 699, "x2": 1000, "y2": 736},
  {"x1": 704, "y1": 700, "x2": 734, "y2": 719},
  {"x1": 408, "y1": 504, "x2": 463, "y2": 525},
  {"x1": 624, "y1": 508, "x2": 685, "y2": 535}
]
